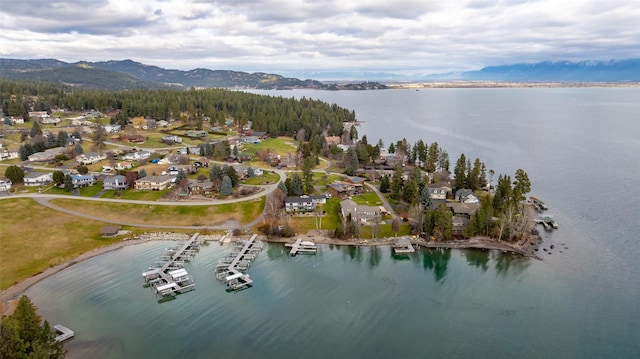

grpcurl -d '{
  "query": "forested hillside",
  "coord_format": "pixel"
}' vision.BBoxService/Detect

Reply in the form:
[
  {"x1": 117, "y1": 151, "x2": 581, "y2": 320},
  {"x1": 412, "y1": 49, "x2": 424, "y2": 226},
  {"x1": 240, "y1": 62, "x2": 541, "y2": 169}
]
[{"x1": 1, "y1": 80, "x2": 354, "y2": 137}]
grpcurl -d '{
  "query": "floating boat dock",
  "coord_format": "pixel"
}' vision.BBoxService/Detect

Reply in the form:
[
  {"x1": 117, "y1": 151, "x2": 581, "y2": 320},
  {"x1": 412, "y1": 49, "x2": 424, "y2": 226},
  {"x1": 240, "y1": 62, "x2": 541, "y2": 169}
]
[
  {"x1": 535, "y1": 216, "x2": 559, "y2": 230},
  {"x1": 393, "y1": 238, "x2": 415, "y2": 254},
  {"x1": 285, "y1": 238, "x2": 317, "y2": 256},
  {"x1": 215, "y1": 234, "x2": 263, "y2": 291},
  {"x1": 54, "y1": 324, "x2": 74, "y2": 342},
  {"x1": 530, "y1": 196, "x2": 548, "y2": 211},
  {"x1": 142, "y1": 233, "x2": 200, "y2": 298}
]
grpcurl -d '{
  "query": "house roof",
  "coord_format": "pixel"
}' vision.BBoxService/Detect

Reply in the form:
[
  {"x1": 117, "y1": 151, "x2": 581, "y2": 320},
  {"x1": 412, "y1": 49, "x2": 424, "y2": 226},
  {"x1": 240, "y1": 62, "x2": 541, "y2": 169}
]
[
  {"x1": 447, "y1": 202, "x2": 480, "y2": 216},
  {"x1": 100, "y1": 226, "x2": 121, "y2": 236},
  {"x1": 285, "y1": 197, "x2": 313, "y2": 203},
  {"x1": 24, "y1": 172, "x2": 52, "y2": 179},
  {"x1": 137, "y1": 175, "x2": 175, "y2": 183},
  {"x1": 104, "y1": 175, "x2": 126, "y2": 184}
]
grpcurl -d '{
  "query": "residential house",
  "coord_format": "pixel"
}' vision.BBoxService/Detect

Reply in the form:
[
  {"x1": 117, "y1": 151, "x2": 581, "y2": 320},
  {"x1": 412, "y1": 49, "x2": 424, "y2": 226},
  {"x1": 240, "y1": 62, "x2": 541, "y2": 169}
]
[
  {"x1": 157, "y1": 120, "x2": 169, "y2": 128},
  {"x1": 122, "y1": 150, "x2": 151, "y2": 161},
  {"x1": 71, "y1": 174, "x2": 96, "y2": 188},
  {"x1": 447, "y1": 202, "x2": 480, "y2": 220},
  {"x1": 325, "y1": 135, "x2": 341, "y2": 146},
  {"x1": 455, "y1": 189, "x2": 479, "y2": 204},
  {"x1": 327, "y1": 182, "x2": 354, "y2": 199},
  {"x1": 27, "y1": 147, "x2": 67, "y2": 162},
  {"x1": 135, "y1": 175, "x2": 176, "y2": 190},
  {"x1": 284, "y1": 195, "x2": 327, "y2": 213},
  {"x1": 76, "y1": 151, "x2": 106, "y2": 165},
  {"x1": 240, "y1": 135, "x2": 260, "y2": 144},
  {"x1": 340, "y1": 199, "x2": 382, "y2": 224},
  {"x1": 104, "y1": 124, "x2": 121, "y2": 133},
  {"x1": 41, "y1": 117, "x2": 61, "y2": 125},
  {"x1": 10, "y1": 116, "x2": 24, "y2": 125},
  {"x1": 28, "y1": 111, "x2": 49, "y2": 120},
  {"x1": 344, "y1": 176, "x2": 366, "y2": 193},
  {"x1": 162, "y1": 135, "x2": 182, "y2": 143},
  {"x1": 115, "y1": 161, "x2": 132, "y2": 170},
  {"x1": 185, "y1": 130, "x2": 207, "y2": 138},
  {"x1": 188, "y1": 180, "x2": 215, "y2": 195},
  {"x1": 103, "y1": 175, "x2": 128, "y2": 190},
  {"x1": 0, "y1": 178, "x2": 11, "y2": 191},
  {"x1": 70, "y1": 116, "x2": 91, "y2": 126},
  {"x1": 23, "y1": 172, "x2": 54, "y2": 186},
  {"x1": 0, "y1": 149, "x2": 19, "y2": 160},
  {"x1": 427, "y1": 186, "x2": 449, "y2": 200}
]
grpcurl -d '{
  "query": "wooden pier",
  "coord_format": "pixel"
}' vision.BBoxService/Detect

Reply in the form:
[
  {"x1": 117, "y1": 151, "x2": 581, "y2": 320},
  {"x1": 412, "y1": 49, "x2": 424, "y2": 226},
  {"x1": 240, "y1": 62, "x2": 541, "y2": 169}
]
[
  {"x1": 54, "y1": 324, "x2": 74, "y2": 342},
  {"x1": 285, "y1": 238, "x2": 317, "y2": 256},
  {"x1": 142, "y1": 233, "x2": 200, "y2": 298},
  {"x1": 393, "y1": 238, "x2": 415, "y2": 254},
  {"x1": 216, "y1": 234, "x2": 262, "y2": 291}
]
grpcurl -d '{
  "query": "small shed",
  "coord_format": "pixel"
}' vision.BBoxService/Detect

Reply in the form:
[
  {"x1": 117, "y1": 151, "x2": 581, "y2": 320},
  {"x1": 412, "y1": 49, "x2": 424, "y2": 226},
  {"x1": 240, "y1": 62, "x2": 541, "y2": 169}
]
[{"x1": 100, "y1": 226, "x2": 121, "y2": 237}]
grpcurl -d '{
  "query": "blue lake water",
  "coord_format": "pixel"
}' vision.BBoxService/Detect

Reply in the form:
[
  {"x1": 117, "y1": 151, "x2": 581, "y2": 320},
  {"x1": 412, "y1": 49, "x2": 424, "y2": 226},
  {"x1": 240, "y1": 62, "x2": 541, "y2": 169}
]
[{"x1": 26, "y1": 88, "x2": 640, "y2": 358}]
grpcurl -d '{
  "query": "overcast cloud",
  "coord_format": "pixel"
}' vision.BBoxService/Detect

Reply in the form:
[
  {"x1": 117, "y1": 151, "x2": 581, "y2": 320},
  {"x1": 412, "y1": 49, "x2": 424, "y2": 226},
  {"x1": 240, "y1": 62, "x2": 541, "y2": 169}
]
[{"x1": 0, "y1": 0, "x2": 638, "y2": 76}]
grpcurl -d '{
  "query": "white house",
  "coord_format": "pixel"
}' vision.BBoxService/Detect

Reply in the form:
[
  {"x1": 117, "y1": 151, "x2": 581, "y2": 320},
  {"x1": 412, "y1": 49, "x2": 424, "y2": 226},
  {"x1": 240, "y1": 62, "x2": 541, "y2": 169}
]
[
  {"x1": 104, "y1": 124, "x2": 121, "y2": 133},
  {"x1": 0, "y1": 149, "x2": 19, "y2": 160},
  {"x1": 71, "y1": 174, "x2": 96, "y2": 188},
  {"x1": 27, "y1": 147, "x2": 67, "y2": 162},
  {"x1": 427, "y1": 187, "x2": 449, "y2": 200},
  {"x1": 340, "y1": 199, "x2": 382, "y2": 224},
  {"x1": 76, "y1": 151, "x2": 106, "y2": 165},
  {"x1": 122, "y1": 150, "x2": 151, "y2": 161},
  {"x1": 103, "y1": 175, "x2": 128, "y2": 190},
  {"x1": 23, "y1": 172, "x2": 53, "y2": 186},
  {"x1": 0, "y1": 178, "x2": 11, "y2": 191},
  {"x1": 455, "y1": 189, "x2": 479, "y2": 204}
]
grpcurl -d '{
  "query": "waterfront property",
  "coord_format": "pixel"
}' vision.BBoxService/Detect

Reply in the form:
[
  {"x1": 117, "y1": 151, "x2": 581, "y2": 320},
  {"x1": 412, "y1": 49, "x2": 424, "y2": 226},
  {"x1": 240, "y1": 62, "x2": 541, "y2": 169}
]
[
  {"x1": 284, "y1": 195, "x2": 327, "y2": 213},
  {"x1": 340, "y1": 199, "x2": 382, "y2": 224}
]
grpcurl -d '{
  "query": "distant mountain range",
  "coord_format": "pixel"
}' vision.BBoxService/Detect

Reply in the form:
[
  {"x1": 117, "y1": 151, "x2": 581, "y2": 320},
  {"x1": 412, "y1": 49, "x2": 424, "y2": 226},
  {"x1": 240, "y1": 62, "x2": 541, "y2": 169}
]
[
  {"x1": 425, "y1": 59, "x2": 640, "y2": 82},
  {"x1": 0, "y1": 58, "x2": 638, "y2": 90},
  {"x1": 0, "y1": 58, "x2": 387, "y2": 90}
]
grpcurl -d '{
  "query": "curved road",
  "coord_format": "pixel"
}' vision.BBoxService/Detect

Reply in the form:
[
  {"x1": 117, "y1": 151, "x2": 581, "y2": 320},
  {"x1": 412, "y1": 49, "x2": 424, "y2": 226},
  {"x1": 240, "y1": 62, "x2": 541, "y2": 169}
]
[{"x1": 1, "y1": 169, "x2": 287, "y2": 230}]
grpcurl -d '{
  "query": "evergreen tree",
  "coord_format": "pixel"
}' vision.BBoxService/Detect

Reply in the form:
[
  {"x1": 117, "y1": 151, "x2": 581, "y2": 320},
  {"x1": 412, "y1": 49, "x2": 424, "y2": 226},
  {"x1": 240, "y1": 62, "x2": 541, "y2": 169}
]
[
  {"x1": 379, "y1": 175, "x2": 390, "y2": 193},
  {"x1": 176, "y1": 169, "x2": 187, "y2": 183},
  {"x1": 56, "y1": 131, "x2": 69, "y2": 147},
  {"x1": 91, "y1": 124, "x2": 107, "y2": 150},
  {"x1": 138, "y1": 169, "x2": 147, "y2": 178},
  {"x1": 29, "y1": 121, "x2": 42, "y2": 138},
  {"x1": 291, "y1": 173, "x2": 303, "y2": 196},
  {"x1": 18, "y1": 143, "x2": 35, "y2": 161},
  {"x1": 454, "y1": 153, "x2": 467, "y2": 193},
  {"x1": 402, "y1": 178, "x2": 418, "y2": 205},
  {"x1": 0, "y1": 295, "x2": 65, "y2": 358},
  {"x1": 247, "y1": 167, "x2": 255, "y2": 178},
  {"x1": 388, "y1": 142, "x2": 395, "y2": 154},
  {"x1": 301, "y1": 156, "x2": 314, "y2": 194},
  {"x1": 220, "y1": 176, "x2": 233, "y2": 195},
  {"x1": 223, "y1": 165, "x2": 239, "y2": 187},
  {"x1": 390, "y1": 166, "x2": 404, "y2": 200},
  {"x1": 74, "y1": 143, "x2": 84, "y2": 155},
  {"x1": 420, "y1": 185, "x2": 433, "y2": 210},
  {"x1": 208, "y1": 165, "x2": 223, "y2": 182},
  {"x1": 438, "y1": 150, "x2": 450, "y2": 172},
  {"x1": 284, "y1": 177, "x2": 293, "y2": 196},
  {"x1": 512, "y1": 169, "x2": 531, "y2": 203},
  {"x1": 76, "y1": 165, "x2": 88, "y2": 175},
  {"x1": 277, "y1": 181, "x2": 288, "y2": 194},
  {"x1": 63, "y1": 174, "x2": 73, "y2": 192}
]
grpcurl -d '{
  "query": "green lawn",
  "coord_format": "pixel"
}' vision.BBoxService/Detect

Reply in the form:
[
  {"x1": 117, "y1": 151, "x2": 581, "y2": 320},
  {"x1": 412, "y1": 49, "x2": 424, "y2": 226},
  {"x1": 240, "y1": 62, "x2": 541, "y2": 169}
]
[
  {"x1": 242, "y1": 171, "x2": 280, "y2": 185},
  {"x1": 78, "y1": 185, "x2": 104, "y2": 197},
  {"x1": 241, "y1": 137, "x2": 297, "y2": 157},
  {"x1": 351, "y1": 191, "x2": 383, "y2": 206}
]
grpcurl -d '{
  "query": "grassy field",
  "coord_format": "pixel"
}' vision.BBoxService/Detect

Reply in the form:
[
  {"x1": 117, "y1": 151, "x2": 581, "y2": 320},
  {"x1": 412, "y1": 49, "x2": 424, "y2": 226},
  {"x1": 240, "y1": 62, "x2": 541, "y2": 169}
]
[
  {"x1": 242, "y1": 171, "x2": 280, "y2": 185},
  {"x1": 288, "y1": 197, "x2": 341, "y2": 233},
  {"x1": 49, "y1": 196, "x2": 266, "y2": 226},
  {"x1": 241, "y1": 137, "x2": 297, "y2": 157},
  {"x1": 100, "y1": 188, "x2": 171, "y2": 200},
  {"x1": 0, "y1": 198, "x2": 123, "y2": 290},
  {"x1": 351, "y1": 192, "x2": 383, "y2": 206}
]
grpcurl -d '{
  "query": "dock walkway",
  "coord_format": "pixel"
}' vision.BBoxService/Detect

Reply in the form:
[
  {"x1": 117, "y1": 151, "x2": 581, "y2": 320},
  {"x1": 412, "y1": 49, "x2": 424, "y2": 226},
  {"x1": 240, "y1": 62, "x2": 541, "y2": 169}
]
[
  {"x1": 216, "y1": 234, "x2": 262, "y2": 291},
  {"x1": 285, "y1": 238, "x2": 317, "y2": 256},
  {"x1": 142, "y1": 233, "x2": 200, "y2": 298},
  {"x1": 54, "y1": 324, "x2": 74, "y2": 342}
]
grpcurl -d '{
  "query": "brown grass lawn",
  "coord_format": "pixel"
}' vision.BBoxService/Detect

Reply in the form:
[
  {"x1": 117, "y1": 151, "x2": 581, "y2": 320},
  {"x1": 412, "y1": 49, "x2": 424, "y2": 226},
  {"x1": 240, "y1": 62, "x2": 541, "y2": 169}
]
[
  {"x1": 49, "y1": 197, "x2": 266, "y2": 227},
  {"x1": 0, "y1": 198, "x2": 122, "y2": 290}
]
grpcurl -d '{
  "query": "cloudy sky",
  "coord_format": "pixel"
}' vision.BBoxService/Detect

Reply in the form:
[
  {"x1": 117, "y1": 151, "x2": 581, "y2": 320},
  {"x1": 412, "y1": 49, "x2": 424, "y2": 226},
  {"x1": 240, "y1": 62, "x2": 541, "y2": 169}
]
[{"x1": 1, "y1": 0, "x2": 638, "y2": 77}]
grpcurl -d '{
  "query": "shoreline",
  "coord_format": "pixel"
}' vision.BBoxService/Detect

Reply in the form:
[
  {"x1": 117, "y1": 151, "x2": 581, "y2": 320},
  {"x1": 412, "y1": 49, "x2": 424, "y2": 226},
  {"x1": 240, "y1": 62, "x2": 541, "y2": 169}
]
[
  {"x1": 385, "y1": 81, "x2": 640, "y2": 89},
  {"x1": 0, "y1": 232, "x2": 538, "y2": 315}
]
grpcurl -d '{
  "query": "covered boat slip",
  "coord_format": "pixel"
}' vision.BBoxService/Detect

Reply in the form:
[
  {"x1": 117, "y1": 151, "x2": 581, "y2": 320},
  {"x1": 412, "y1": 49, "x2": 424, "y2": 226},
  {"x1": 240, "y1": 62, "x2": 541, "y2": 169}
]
[
  {"x1": 216, "y1": 234, "x2": 262, "y2": 291},
  {"x1": 141, "y1": 233, "x2": 200, "y2": 299},
  {"x1": 285, "y1": 238, "x2": 318, "y2": 255}
]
